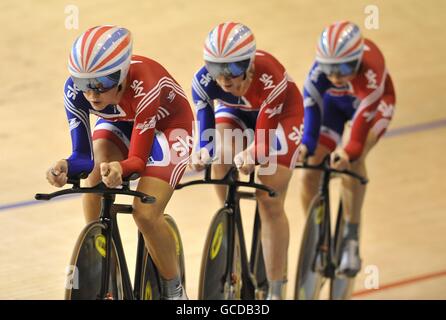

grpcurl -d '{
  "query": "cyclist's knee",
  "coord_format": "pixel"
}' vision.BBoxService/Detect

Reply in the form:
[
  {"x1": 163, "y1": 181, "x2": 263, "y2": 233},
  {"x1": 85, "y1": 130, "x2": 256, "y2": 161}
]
[{"x1": 132, "y1": 204, "x2": 164, "y2": 229}]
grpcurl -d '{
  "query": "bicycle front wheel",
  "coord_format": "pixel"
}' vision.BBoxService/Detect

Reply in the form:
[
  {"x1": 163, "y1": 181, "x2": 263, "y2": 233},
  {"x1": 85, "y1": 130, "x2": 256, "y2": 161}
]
[
  {"x1": 65, "y1": 222, "x2": 123, "y2": 300},
  {"x1": 294, "y1": 195, "x2": 326, "y2": 300},
  {"x1": 198, "y1": 208, "x2": 242, "y2": 300}
]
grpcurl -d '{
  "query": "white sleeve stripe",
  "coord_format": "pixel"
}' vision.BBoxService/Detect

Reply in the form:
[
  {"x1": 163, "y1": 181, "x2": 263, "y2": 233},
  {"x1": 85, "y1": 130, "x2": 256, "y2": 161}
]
[
  {"x1": 169, "y1": 157, "x2": 190, "y2": 187},
  {"x1": 264, "y1": 77, "x2": 287, "y2": 105},
  {"x1": 192, "y1": 76, "x2": 211, "y2": 102},
  {"x1": 137, "y1": 77, "x2": 187, "y2": 111},
  {"x1": 265, "y1": 76, "x2": 287, "y2": 102},
  {"x1": 260, "y1": 77, "x2": 287, "y2": 111},
  {"x1": 136, "y1": 79, "x2": 187, "y2": 114},
  {"x1": 63, "y1": 93, "x2": 89, "y2": 125},
  {"x1": 193, "y1": 75, "x2": 211, "y2": 101},
  {"x1": 63, "y1": 96, "x2": 93, "y2": 159},
  {"x1": 304, "y1": 78, "x2": 324, "y2": 114},
  {"x1": 63, "y1": 97, "x2": 91, "y2": 136},
  {"x1": 136, "y1": 83, "x2": 188, "y2": 116},
  {"x1": 352, "y1": 68, "x2": 387, "y2": 122}
]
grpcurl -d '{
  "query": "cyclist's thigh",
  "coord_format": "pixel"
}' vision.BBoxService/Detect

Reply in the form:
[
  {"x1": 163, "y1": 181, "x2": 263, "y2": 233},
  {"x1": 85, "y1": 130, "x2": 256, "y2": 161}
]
[
  {"x1": 257, "y1": 164, "x2": 293, "y2": 203},
  {"x1": 92, "y1": 119, "x2": 132, "y2": 160},
  {"x1": 142, "y1": 127, "x2": 193, "y2": 190}
]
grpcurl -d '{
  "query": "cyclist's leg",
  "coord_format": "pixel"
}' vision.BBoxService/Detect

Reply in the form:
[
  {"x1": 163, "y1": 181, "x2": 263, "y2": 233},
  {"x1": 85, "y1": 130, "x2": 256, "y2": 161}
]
[
  {"x1": 341, "y1": 95, "x2": 395, "y2": 228},
  {"x1": 300, "y1": 93, "x2": 348, "y2": 216},
  {"x1": 254, "y1": 116, "x2": 300, "y2": 299},
  {"x1": 132, "y1": 127, "x2": 192, "y2": 299},
  {"x1": 212, "y1": 105, "x2": 255, "y2": 204},
  {"x1": 82, "y1": 120, "x2": 131, "y2": 223}
]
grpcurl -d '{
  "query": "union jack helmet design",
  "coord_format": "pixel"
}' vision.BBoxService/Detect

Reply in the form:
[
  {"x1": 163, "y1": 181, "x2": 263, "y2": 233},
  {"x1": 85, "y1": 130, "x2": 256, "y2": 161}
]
[
  {"x1": 68, "y1": 26, "x2": 132, "y2": 85},
  {"x1": 203, "y1": 22, "x2": 256, "y2": 64},
  {"x1": 316, "y1": 21, "x2": 364, "y2": 64}
]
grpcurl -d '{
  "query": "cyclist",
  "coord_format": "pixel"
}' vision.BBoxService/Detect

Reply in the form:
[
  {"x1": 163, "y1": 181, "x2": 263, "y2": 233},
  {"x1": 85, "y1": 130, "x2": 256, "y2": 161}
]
[
  {"x1": 190, "y1": 22, "x2": 304, "y2": 299},
  {"x1": 298, "y1": 21, "x2": 396, "y2": 276},
  {"x1": 45, "y1": 26, "x2": 193, "y2": 299}
]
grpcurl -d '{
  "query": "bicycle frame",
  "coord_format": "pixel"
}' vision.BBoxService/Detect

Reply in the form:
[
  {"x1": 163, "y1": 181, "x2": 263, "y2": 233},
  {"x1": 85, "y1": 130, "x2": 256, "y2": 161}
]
[
  {"x1": 176, "y1": 166, "x2": 275, "y2": 299},
  {"x1": 35, "y1": 178, "x2": 156, "y2": 300},
  {"x1": 296, "y1": 157, "x2": 368, "y2": 279}
]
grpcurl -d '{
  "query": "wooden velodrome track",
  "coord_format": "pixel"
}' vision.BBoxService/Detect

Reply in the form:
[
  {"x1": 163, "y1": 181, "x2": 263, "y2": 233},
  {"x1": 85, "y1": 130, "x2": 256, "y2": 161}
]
[{"x1": 0, "y1": 0, "x2": 445, "y2": 299}]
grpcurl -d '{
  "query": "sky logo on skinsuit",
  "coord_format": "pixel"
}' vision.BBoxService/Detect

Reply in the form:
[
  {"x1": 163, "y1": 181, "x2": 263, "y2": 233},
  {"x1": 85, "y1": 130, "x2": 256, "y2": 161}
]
[
  {"x1": 377, "y1": 101, "x2": 394, "y2": 118},
  {"x1": 260, "y1": 73, "x2": 275, "y2": 90},
  {"x1": 66, "y1": 84, "x2": 79, "y2": 100},
  {"x1": 136, "y1": 116, "x2": 156, "y2": 135},
  {"x1": 131, "y1": 80, "x2": 145, "y2": 98},
  {"x1": 288, "y1": 123, "x2": 304, "y2": 145},
  {"x1": 365, "y1": 69, "x2": 378, "y2": 90},
  {"x1": 200, "y1": 73, "x2": 212, "y2": 87}
]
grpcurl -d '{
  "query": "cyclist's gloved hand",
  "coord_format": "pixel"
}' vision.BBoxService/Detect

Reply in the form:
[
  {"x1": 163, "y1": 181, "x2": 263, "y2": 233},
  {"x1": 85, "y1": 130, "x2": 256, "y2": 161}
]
[
  {"x1": 189, "y1": 147, "x2": 212, "y2": 172},
  {"x1": 101, "y1": 161, "x2": 123, "y2": 188},
  {"x1": 234, "y1": 148, "x2": 255, "y2": 175},
  {"x1": 331, "y1": 148, "x2": 350, "y2": 171},
  {"x1": 46, "y1": 159, "x2": 69, "y2": 188}
]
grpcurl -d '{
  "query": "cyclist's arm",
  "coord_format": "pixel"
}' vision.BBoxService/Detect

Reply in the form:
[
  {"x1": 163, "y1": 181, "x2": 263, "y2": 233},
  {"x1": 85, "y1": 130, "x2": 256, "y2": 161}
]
[
  {"x1": 63, "y1": 78, "x2": 94, "y2": 176},
  {"x1": 192, "y1": 68, "x2": 216, "y2": 156},
  {"x1": 344, "y1": 69, "x2": 389, "y2": 160},
  {"x1": 301, "y1": 62, "x2": 331, "y2": 156}
]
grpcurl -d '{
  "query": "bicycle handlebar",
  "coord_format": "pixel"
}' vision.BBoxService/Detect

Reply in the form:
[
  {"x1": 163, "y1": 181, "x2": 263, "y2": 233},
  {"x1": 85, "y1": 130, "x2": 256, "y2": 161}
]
[
  {"x1": 295, "y1": 159, "x2": 368, "y2": 185},
  {"x1": 35, "y1": 172, "x2": 156, "y2": 203},
  {"x1": 176, "y1": 166, "x2": 277, "y2": 197}
]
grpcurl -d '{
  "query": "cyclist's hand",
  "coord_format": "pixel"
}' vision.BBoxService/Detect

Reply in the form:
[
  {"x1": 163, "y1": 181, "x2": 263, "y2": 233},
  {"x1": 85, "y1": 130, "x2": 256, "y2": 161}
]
[
  {"x1": 331, "y1": 148, "x2": 350, "y2": 171},
  {"x1": 189, "y1": 148, "x2": 211, "y2": 171},
  {"x1": 100, "y1": 161, "x2": 123, "y2": 188},
  {"x1": 46, "y1": 160, "x2": 68, "y2": 187},
  {"x1": 297, "y1": 144, "x2": 309, "y2": 163},
  {"x1": 234, "y1": 148, "x2": 255, "y2": 175}
]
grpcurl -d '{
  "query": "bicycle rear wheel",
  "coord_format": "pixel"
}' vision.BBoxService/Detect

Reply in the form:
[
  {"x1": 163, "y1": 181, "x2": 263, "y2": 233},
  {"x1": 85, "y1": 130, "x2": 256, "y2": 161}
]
[
  {"x1": 65, "y1": 222, "x2": 123, "y2": 300},
  {"x1": 294, "y1": 195, "x2": 326, "y2": 300},
  {"x1": 330, "y1": 202, "x2": 355, "y2": 300},
  {"x1": 198, "y1": 208, "x2": 242, "y2": 300}
]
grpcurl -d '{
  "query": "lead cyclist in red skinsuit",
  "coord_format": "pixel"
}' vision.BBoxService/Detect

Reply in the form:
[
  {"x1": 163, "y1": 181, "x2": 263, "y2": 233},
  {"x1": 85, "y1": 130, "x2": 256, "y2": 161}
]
[{"x1": 45, "y1": 26, "x2": 193, "y2": 299}]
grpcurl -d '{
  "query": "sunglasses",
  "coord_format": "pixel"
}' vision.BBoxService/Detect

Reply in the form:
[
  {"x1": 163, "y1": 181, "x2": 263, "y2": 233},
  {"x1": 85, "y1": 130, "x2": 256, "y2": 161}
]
[
  {"x1": 318, "y1": 60, "x2": 360, "y2": 77},
  {"x1": 205, "y1": 60, "x2": 250, "y2": 79},
  {"x1": 71, "y1": 70, "x2": 121, "y2": 93}
]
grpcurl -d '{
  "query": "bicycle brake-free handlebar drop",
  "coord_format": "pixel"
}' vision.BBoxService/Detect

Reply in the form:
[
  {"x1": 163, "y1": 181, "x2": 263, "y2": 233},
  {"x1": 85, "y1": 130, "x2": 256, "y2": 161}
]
[
  {"x1": 35, "y1": 178, "x2": 156, "y2": 204},
  {"x1": 176, "y1": 165, "x2": 277, "y2": 197}
]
